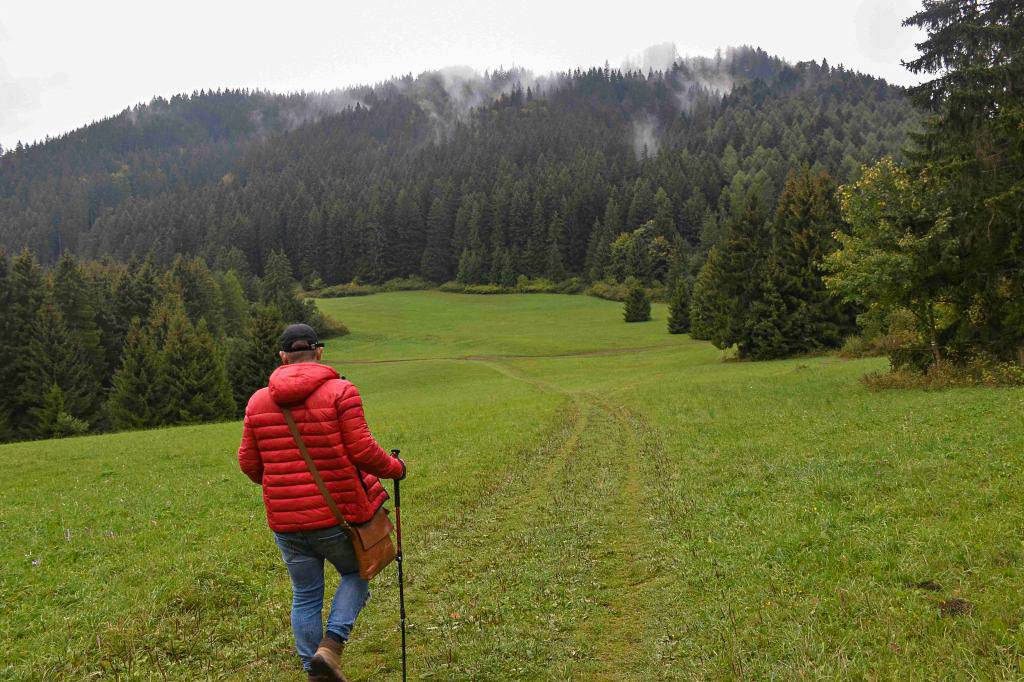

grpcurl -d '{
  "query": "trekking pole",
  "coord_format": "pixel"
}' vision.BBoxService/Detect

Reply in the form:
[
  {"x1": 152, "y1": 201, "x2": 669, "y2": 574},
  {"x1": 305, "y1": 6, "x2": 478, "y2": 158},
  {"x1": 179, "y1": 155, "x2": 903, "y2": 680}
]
[{"x1": 391, "y1": 448, "x2": 407, "y2": 682}]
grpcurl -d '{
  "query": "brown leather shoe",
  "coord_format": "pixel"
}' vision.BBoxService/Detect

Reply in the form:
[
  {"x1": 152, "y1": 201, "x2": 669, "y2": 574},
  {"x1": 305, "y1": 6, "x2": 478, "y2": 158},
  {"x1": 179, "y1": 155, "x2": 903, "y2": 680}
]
[{"x1": 309, "y1": 637, "x2": 348, "y2": 682}]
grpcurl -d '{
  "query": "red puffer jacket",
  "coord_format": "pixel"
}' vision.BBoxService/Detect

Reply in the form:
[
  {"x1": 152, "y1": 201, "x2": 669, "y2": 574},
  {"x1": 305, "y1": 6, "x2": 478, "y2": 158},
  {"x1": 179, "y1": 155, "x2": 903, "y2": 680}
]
[{"x1": 238, "y1": 362, "x2": 404, "y2": 533}]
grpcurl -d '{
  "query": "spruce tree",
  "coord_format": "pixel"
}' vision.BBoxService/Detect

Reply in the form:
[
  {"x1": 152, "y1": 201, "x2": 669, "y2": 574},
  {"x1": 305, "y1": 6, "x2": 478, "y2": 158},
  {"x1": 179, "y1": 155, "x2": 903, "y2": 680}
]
[
  {"x1": 900, "y1": 1, "x2": 1024, "y2": 360},
  {"x1": 114, "y1": 256, "x2": 161, "y2": 327},
  {"x1": 5, "y1": 250, "x2": 46, "y2": 436},
  {"x1": 13, "y1": 298, "x2": 101, "y2": 438},
  {"x1": 586, "y1": 195, "x2": 623, "y2": 281},
  {"x1": 545, "y1": 212, "x2": 567, "y2": 281},
  {"x1": 420, "y1": 195, "x2": 453, "y2": 282},
  {"x1": 51, "y1": 253, "x2": 105, "y2": 421},
  {"x1": 584, "y1": 218, "x2": 609, "y2": 281},
  {"x1": 31, "y1": 384, "x2": 67, "y2": 439},
  {"x1": 31, "y1": 384, "x2": 88, "y2": 439},
  {"x1": 107, "y1": 319, "x2": 165, "y2": 430},
  {"x1": 0, "y1": 253, "x2": 11, "y2": 440},
  {"x1": 261, "y1": 250, "x2": 308, "y2": 324},
  {"x1": 496, "y1": 249, "x2": 516, "y2": 288},
  {"x1": 392, "y1": 187, "x2": 425, "y2": 277},
  {"x1": 740, "y1": 264, "x2": 790, "y2": 360},
  {"x1": 162, "y1": 313, "x2": 235, "y2": 425},
  {"x1": 652, "y1": 188, "x2": 676, "y2": 241},
  {"x1": 626, "y1": 178, "x2": 656, "y2": 229},
  {"x1": 456, "y1": 249, "x2": 485, "y2": 284},
  {"x1": 741, "y1": 168, "x2": 849, "y2": 358},
  {"x1": 689, "y1": 193, "x2": 770, "y2": 350},
  {"x1": 667, "y1": 279, "x2": 691, "y2": 334},
  {"x1": 227, "y1": 305, "x2": 283, "y2": 414},
  {"x1": 218, "y1": 270, "x2": 250, "y2": 338},
  {"x1": 521, "y1": 200, "x2": 548, "y2": 277},
  {"x1": 689, "y1": 247, "x2": 723, "y2": 341},
  {"x1": 623, "y1": 281, "x2": 651, "y2": 322},
  {"x1": 167, "y1": 255, "x2": 225, "y2": 335}
]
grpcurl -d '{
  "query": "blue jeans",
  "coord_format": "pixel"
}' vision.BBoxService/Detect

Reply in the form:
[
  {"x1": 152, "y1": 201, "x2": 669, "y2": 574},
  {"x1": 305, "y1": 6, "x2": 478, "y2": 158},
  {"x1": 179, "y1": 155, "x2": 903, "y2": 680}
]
[{"x1": 273, "y1": 526, "x2": 370, "y2": 671}]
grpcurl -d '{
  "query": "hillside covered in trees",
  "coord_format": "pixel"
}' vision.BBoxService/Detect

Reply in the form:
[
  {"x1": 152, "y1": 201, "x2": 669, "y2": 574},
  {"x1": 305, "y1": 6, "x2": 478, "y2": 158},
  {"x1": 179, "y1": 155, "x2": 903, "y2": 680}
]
[
  {"x1": 0, "y1": 47, "x2": 916, "y2": 288},
  {"x1": 0, "y1": 248, "x2": 335, "y2": 443}
]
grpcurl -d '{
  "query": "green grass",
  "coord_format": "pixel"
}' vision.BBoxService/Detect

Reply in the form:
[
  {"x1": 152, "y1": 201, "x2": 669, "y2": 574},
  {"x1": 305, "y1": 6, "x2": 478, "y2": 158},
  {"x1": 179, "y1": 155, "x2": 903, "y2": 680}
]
[
  {"x1": 315, "y1": 291, "x2": 689, "y2": 361},
  {"x1": 4, "y1": 290, "x2": 1024, "y2": 679}
]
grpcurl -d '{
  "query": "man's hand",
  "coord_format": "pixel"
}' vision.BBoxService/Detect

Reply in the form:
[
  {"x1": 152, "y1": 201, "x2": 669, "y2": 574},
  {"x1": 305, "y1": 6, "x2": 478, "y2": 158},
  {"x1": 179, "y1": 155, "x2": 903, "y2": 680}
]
[{"x1": 390, "y1": 449, "x2": 406, "y2": 480}]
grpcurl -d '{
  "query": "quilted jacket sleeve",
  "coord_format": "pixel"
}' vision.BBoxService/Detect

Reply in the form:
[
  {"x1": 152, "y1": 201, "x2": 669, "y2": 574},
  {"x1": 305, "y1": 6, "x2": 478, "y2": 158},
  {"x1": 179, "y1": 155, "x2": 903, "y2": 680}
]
[
  {"x1": 238, "y1": 413, "x2": 263, "y2": 484},
  {"x1": 337, "y1": 382, "x2": 404, "y2": 480}
]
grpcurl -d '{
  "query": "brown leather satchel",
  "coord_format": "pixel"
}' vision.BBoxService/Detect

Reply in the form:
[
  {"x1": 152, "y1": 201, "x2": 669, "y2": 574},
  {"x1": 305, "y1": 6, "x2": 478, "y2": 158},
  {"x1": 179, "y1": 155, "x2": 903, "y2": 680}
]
[{"x1": 281, "y1": 407, "x2": 396, "y2": 580}]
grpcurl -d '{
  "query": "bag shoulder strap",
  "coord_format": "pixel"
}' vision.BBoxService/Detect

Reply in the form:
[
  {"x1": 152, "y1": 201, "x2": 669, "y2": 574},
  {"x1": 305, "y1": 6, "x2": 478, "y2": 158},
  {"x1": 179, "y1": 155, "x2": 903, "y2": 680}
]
[{"x1": 281, "y1": 406, "x2": 352, "y2": 531}]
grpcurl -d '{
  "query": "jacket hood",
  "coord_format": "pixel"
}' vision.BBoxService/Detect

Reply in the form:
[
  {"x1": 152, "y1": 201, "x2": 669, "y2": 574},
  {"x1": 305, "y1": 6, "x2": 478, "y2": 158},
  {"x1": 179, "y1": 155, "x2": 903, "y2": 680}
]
[{"x1": 269, "y1": 362, "x2": 340, "y2": 406}]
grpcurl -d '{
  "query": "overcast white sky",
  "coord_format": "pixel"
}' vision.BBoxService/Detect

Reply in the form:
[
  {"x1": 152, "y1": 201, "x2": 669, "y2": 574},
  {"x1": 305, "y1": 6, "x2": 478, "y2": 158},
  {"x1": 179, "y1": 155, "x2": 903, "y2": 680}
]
[{"x1": 0, "y1": 0, "x2": 925, "y2": 150}]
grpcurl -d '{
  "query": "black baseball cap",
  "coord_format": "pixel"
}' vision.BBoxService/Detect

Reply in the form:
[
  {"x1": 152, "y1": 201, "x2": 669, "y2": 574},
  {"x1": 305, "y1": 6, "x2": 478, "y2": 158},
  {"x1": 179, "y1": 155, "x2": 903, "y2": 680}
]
[{"x1": 280, "y1": 323, "x2": 323, "y2": 352}]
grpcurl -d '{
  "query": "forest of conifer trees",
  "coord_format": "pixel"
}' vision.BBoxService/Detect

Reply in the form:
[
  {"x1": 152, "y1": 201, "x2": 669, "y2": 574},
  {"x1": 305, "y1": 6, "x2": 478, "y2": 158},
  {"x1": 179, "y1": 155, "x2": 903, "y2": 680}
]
[
  {"x1": 0, "y1": 249, "x2": 333, "y2": 443},
  {"x1": 1, "y1": 6, "x2": 1021, "y2": 443},
  {"x1": 0, "y1": 49, "x2": 915, "y2": 288}
]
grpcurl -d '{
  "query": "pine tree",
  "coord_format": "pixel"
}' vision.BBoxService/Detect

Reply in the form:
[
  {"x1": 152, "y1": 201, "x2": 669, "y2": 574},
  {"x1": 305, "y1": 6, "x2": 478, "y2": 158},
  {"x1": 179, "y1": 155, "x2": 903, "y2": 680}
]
[
  {"x1": 666, "y1": 236, "x2": 690, "y2": 288},
  {"x1": 421, "y1": 195, "x2": 454, "y2": 282},
  {"x1": 626, "y1": 178, "x2": 656, "y2": 229},
  {"x1": 585, "y1": 195, "x2": 623, "y2": 282},
  {"x1": 162, "y1": 312, "x2": 235, "y2": 424},
  {"x1": 545, "y1": 212, "x2": 567, "y2": 281},
  {"x1": 227, "y1": 305, "x2": 283, "y2": 414},
  {"x1": 147, "y1": 292, "x2": 189, "y2": 350},
  {"x1": 652, "y1": 187, "x2": 676, "y2": 240},
  {"x1": 392, "y1": 187, "x2": 425, "y2": 277},
  {"x1": 688, "y1": 193, "x2": 770, "y2": 350},
  {"x1": 0, "y1": 253, "x2": 12, "y2": 440},
  {"x1": 13, "y1": 298, "x2": 101, "y2": 438},
  {"x1": 493, "y1": 248, "x2": 516, "y2": 288},
  {"x1": 107, "y1": 319, "x2": 166, "y2": 430},
  {"x1": 116, "y1": 256, "x2": 161, "y2": 325},
  {"x1": 167, "y1": 255, "x2": 225, "y2": 335},
  {"x1": 359, "y1": 196, "x2": 388, "y2": 284},
  {"x1": 51, "y1": 253, "x2": 105, "y2": 422},
  {"x1": 31, "y1": 384, "x2": 66, "y2": 439},
  {"x1": 623, "y1": 281, "x2": 651, "y2": 322},
  {"x1": 667, "y1": 279, "x2": 691, "y2": 334},
  {"x1": 689, "y1": 247, "x2": 723, "y2": 341},
  {"x1": 545, "y1": 242, "x2": 567, "y2": 282},
  {"x1": 218, "y1": 270, "x2": 250, "y2": 337},
  {"x1": 899, "y1": 1, "x2": 1024, "y2": 360},
  {"x1": 261, "y1": 250, "x2": 307, "y2": 323},
  {"x1": 456, "y1": 248, "x2": 485, "y2": 284},
  {"x1": 739, "y1": 263, "x2": 789, "y2": 360},
  {"x1": 740, "y1": 168, "x2": 849, "y2": 358},
  {"x1": 5, "y1": 250, "x2": 46, "y2": 436},
  {"x1": 520, "y1": 200, "x2": 548, "y2": 277},
  {"x1": 584, "y1": 219, "x2": 608, "y2": 281},
  {"x1": 30, "y1": 384, "x2": 88, "y2": 439}
]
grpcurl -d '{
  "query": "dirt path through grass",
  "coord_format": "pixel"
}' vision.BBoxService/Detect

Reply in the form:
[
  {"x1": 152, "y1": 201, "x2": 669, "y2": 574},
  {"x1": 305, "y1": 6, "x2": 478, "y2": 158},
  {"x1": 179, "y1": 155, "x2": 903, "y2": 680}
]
[
  {"x1": 349, "y1": 355, "x2": 683, "y2": 679},
  {"x1": 397, "y1": 359, "x2": 685, "y2": 679}
]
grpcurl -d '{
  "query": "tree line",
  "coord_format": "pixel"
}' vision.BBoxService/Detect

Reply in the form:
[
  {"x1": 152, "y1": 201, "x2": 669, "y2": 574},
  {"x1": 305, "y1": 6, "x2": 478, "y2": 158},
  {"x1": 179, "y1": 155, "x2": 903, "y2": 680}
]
[
  {"x1": 0, "y1": 249, "x2": 332, "y2": 443},
  {"x1": 823, "y1": 0, "x2": 1024, "y2": 373},
  {"x1": 633, "y1": 2, "x2": 1024, "y2": 373},
  {"x1": 0, "y1": 49, "x2": 915, "y2": 291},
  {"x1": 4, "y1": 12, "x2": 1016, "y2": 390}
]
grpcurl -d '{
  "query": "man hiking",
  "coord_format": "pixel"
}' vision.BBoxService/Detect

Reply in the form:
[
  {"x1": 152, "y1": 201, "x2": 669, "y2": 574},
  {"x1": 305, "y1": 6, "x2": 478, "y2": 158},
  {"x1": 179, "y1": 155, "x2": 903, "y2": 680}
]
[{"x1": 238, "y1": 323, "x2": 406, "y2": 682}]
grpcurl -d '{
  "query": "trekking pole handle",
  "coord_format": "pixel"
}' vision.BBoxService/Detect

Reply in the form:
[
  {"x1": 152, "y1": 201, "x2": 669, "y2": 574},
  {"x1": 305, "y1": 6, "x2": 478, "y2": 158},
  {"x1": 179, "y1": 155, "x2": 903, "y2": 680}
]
[{"x1": 390, "y1": 449, "x2": 401, "y2": 506}]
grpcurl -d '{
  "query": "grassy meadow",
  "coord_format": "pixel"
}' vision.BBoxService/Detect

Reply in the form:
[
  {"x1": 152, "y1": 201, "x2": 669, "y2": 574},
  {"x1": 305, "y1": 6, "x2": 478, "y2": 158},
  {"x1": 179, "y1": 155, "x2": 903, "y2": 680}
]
[{"x1": 3, "y1": 291, "x2": 1024, "y2": 680}]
